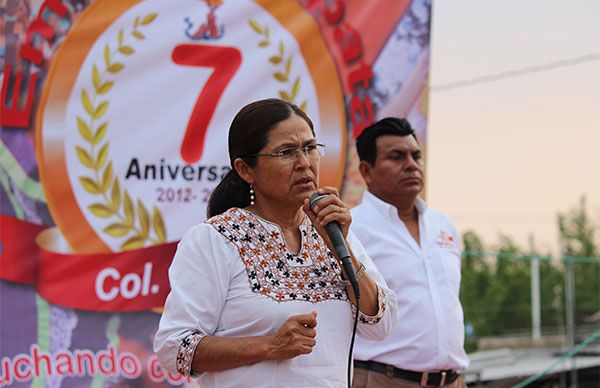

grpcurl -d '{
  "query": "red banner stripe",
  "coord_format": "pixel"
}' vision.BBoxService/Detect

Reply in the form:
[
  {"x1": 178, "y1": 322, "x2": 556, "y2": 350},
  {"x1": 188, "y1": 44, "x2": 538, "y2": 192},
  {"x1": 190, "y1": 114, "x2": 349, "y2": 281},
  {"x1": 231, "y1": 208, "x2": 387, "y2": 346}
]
[
  {"x1": 0, "y1": 215, "x2": 46, "y2": 283},
  {"x1": 1, "y1": 214, "x2": 178, "y2": 311}
]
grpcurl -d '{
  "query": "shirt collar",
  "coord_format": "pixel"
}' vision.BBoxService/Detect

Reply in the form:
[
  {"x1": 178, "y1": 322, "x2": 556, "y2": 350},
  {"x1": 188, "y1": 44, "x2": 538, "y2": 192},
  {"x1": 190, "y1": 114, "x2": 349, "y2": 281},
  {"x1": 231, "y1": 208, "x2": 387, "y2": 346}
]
[{"x1": 362, "y1": 190, "x2": 428, "y2": 220}]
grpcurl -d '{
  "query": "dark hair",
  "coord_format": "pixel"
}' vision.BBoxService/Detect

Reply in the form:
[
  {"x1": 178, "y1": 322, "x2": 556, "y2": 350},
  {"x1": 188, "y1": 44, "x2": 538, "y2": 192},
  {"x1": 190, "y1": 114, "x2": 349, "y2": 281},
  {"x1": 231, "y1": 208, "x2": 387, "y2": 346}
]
[
  {"x1": 355, "y1": 117, "x2": 417, "y2": 165},
  {"x1": 207, "y1": 98, "x2": 314, "y2": 217}
]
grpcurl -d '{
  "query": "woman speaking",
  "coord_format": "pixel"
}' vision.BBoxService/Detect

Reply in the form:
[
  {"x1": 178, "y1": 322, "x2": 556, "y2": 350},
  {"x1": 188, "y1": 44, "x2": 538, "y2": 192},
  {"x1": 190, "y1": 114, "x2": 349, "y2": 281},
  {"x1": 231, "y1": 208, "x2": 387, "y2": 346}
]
[{"x1": 154, "y1": 98, "x2": 397, "y2": 387}]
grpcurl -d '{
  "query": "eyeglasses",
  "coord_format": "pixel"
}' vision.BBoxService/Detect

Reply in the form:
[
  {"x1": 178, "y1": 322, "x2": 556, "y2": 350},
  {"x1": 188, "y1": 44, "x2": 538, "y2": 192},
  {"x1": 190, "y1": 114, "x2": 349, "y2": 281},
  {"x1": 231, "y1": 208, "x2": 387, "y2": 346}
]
[{"x1": 247, "y1": 144, "x2": 326, "y2": 163}]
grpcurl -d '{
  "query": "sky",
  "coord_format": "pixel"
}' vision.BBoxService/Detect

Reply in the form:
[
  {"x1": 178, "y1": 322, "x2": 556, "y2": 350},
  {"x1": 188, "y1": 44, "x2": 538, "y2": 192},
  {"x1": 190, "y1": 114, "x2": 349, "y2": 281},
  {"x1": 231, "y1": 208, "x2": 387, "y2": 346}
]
[{"x1": 426, "y1": 0, "x2": 599, "y2": 256}]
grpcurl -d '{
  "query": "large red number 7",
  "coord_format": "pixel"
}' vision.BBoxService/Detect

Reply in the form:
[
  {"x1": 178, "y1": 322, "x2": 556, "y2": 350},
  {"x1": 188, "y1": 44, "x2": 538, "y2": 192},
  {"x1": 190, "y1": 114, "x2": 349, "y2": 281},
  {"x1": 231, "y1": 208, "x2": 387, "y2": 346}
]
[{"x1": 172, "y1": 44, "x2": 242, "y2": 163}]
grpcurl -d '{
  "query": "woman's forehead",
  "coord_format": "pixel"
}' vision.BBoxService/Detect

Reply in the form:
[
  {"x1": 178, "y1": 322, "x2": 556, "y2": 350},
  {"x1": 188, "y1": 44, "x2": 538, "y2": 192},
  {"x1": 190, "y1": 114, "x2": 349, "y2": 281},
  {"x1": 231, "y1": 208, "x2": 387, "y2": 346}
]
[{"x1": 266, "y1": 115, "x2": 314, "y2": 147}]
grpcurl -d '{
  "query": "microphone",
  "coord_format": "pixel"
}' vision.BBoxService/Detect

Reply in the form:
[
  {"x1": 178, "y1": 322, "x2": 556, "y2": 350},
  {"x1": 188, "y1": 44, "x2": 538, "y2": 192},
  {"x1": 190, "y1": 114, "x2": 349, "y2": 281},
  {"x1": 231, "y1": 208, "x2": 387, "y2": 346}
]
[{"x1": 309, "y1": 193, "x2": 360, "y2": 299}]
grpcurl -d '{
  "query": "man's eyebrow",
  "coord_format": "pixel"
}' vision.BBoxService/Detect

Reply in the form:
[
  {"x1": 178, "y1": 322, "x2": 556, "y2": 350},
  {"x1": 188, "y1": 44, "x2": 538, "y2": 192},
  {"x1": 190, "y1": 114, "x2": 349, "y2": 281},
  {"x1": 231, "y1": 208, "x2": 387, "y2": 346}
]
[
  {"x1": 388, "y1": 147, "x2": 420, "y2": 153},
  {"x1": 386, "y1": 149, "x2": 408, "y2": 154}
]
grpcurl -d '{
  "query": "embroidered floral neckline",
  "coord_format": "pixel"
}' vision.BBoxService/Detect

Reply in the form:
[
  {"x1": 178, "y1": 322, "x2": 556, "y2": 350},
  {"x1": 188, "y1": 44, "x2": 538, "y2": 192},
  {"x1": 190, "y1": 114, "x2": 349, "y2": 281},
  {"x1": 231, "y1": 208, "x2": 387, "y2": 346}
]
[
  {"x1": 206, "y1": 208, "x2": 348, "y2": 303},
  {"x1": 236, "y1": 208, "x2": 309, "y2": 258}
]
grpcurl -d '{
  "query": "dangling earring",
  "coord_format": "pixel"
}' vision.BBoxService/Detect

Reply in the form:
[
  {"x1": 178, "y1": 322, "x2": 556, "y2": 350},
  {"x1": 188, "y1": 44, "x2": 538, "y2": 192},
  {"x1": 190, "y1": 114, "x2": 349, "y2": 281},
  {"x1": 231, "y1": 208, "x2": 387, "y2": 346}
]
[{"x1": 250, "y1": 185, "x2": 255, "y2": 206}]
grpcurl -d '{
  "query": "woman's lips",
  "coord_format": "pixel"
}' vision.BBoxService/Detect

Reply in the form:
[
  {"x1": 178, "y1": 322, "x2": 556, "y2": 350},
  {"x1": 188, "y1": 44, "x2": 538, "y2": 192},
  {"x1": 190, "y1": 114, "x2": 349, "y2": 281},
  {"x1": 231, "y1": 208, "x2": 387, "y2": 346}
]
[{"x1": 293, "y1": 177, "x2": 314, "y2": 189}]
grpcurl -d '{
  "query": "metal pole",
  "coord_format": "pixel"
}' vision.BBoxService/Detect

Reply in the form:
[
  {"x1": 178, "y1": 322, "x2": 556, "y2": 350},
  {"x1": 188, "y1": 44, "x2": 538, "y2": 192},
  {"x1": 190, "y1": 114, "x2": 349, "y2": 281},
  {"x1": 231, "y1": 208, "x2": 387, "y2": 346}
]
[
  {"x1": 531, "y1": 256, "x2": 541, "y2": 342},
  {"x1": 565, "y1": 257, "x2": 577, "y2": 387},
  {"x1": 553, "y1": 284, "x2": 566, "y2": 388}
]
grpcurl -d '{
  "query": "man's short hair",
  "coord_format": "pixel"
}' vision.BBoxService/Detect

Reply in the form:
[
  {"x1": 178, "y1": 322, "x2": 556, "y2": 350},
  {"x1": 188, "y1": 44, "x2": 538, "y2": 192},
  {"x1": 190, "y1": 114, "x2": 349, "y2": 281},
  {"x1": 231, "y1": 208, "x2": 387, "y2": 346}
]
[{"x1": 355, "y1": 117, "x2": 417, "y2": 165}]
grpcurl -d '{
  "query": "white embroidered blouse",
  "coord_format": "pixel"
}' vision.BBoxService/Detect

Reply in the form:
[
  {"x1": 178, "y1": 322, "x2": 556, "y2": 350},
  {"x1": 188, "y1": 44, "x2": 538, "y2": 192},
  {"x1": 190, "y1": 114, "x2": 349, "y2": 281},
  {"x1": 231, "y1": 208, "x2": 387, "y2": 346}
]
[{"x1": 154, "y1": 208, "x2": 397, "y2": 388}]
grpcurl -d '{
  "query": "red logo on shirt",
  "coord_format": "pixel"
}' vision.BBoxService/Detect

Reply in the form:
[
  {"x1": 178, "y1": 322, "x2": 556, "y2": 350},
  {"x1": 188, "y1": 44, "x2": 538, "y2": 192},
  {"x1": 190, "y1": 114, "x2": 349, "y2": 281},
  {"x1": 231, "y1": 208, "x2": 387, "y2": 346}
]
[{"x1": 437, "y1": 230, "x2": 456, "y2": 249}]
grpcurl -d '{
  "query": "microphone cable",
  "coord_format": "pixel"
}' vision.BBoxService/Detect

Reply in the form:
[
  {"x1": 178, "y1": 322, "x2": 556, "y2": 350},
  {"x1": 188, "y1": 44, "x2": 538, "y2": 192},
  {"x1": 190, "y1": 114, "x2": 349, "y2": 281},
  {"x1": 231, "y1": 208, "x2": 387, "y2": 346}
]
[
  {"x1": 308, "y1": 192, "x2": 360, "y2": 387},
  {"x1": 347, "y1": 292, "x2": 360, "y2": 388}
]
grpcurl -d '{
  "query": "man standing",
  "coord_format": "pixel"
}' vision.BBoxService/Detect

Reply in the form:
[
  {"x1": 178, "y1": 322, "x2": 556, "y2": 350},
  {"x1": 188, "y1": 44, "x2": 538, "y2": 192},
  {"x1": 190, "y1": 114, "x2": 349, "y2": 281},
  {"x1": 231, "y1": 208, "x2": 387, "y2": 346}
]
[{"x1": 351, "y1": 118, "x2": 469, "y2": 387}]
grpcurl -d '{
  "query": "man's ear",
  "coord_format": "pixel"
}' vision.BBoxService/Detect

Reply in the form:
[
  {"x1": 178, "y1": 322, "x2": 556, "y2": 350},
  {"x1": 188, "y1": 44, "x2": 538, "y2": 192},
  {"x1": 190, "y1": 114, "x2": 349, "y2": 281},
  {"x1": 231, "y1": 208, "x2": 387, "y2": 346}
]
[
  {"x1": 233, "y1": 158, "x2": 254, "y2": 185},
  {"x1": 358, "y1": 160, "x2": 373, "y2": 186}
]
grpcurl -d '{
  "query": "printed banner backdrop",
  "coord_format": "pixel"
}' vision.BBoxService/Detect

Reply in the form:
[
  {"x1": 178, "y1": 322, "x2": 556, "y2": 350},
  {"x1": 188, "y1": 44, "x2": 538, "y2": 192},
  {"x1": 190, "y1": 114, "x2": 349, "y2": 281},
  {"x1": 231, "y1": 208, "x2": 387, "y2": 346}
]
[{"x1": 0, "y1": 0, "x2": 431, "y2": 386}]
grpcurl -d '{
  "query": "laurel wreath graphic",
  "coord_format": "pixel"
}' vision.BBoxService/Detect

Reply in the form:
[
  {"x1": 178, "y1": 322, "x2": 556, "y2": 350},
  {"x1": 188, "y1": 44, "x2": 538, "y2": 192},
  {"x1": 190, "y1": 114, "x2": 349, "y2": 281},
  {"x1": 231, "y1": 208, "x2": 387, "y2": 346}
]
[
  {"x1": 248, "y1": 19, "x2": 308, "y2": 111},
  {"x1": 75, "y1": 13, "x2": 167, "y2": 251}
]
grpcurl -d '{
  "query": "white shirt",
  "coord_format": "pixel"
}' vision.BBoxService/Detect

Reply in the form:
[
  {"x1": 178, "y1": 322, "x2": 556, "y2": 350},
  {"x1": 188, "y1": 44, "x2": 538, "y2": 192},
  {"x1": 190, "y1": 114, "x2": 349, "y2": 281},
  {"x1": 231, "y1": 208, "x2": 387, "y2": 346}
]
[
  {"x1": 154, "y1": 208, "x2": 397, "y2": 388},
  {"x1": 351, "y1": 191, "x2": 469, "y2": 371}
]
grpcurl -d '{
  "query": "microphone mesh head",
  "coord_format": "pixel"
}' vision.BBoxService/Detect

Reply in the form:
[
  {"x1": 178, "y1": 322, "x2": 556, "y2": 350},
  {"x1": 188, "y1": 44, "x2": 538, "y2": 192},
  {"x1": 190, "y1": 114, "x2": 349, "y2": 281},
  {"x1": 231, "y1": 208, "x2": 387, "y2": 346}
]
[{"x1": 309, "y1": 192, "x2": 329, "y2": 211}]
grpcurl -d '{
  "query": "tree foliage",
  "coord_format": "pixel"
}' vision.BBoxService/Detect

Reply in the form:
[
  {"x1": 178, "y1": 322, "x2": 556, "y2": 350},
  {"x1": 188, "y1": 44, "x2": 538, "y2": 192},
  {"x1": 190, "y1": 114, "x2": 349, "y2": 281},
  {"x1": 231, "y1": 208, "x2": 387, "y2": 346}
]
[
  {"x1": 558, "y1": 196, "x2": 599, "y2": 324},
  {"x1": 459, "y1": 196, "x2": 598, "y2": 352}
]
